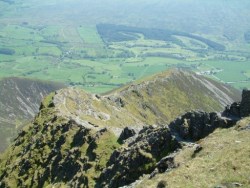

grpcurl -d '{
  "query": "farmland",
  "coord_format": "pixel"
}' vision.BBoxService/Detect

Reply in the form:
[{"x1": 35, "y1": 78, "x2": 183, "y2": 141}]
[
  {"x1": 1, "y1": 22, "x2": 250, "y2": 93},
  {"x1": 0, "y1": 1, "x2": 250, "y2": 93}
]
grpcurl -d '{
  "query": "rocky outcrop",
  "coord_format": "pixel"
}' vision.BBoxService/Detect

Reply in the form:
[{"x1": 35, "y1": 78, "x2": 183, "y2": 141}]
[
  {"x1": 98, "y1": 126, "x2": 180, "y2": 188},
  {"x1": 223, "y1": 89, "x2": 250, "y2": 118},
  {"x1": 107, "y1": 99, "x2": 249, "y2": 188},
  {"x1": 240, "y1": 89, "x2": 250, "y2": 117},
  {"x1": 223, "y1": 102, "x2": 240, "y2": 118},
  {"x1": 170, "y1": 90, "x2": 250, "y2": 141},
  {"x1": 98, "y1": 105, "x2": 242, "y2": 187},
  {"x1": 169, "y1": 111, "x2": 237, "y2": 141},
  {"x1": 118, "y1": 127, "x2": 136, "y2": 143}
]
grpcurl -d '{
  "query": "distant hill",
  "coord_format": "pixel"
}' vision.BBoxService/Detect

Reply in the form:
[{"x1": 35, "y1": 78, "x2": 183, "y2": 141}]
[
  {"x1": 0, "y1": 70, "x2": 241, "y2": 187},
  {"x1": 0, "y1": 77, "x2": 64, "y2": 152}
]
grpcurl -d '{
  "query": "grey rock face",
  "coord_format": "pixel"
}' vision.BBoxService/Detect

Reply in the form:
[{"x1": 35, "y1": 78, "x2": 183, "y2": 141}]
[
  {"x1": 223, "y1": 89, "x2": 250, "y2": 118},
  {"x1": 98, "y1": 90, "x2": 250, "y2": 187},
  {"x1": 118, "y1": 127, "x2": 136, "y2": 143},
  {"x1": 169, "y1": 111, "x2": 237, "y2": 141},
  {"x1": 240, "y1": 89, "x2": 250, "y2": 117},
  {"x1": 98, "y1": 126, "x2": 180, "y2": 188},
  {"x1": 223, "y1": 102, "x2": 241, "y2": 118}
]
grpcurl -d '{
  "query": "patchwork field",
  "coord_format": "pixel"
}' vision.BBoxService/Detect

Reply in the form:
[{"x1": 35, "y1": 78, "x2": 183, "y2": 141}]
[{"x1": 0, "y1": 2, "x2": 250, "y2": 93}]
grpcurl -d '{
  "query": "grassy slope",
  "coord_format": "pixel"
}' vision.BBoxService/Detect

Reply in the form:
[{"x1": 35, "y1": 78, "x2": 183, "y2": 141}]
[
  {"x1": 136, "y1": 118, "x2": 250, "y2": 188},
  {"x1": 112, "y1": 70, "x2": 240, "y2": 123}
]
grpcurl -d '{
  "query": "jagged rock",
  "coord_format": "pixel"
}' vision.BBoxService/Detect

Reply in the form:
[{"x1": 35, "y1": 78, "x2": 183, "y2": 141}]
[
  {"x1": 223, "y1": 102, "x2": 241, "y2": 117},
  {"x1": 240, "y1": 89, "x2": 250, "y2": 117},
  {"x1": 98, "y1": 127, "x2": 180, "y2": 188},
  {"x1": 169, "y1": 111, "x2": 237, "y2": 141},
  {"x1": 223, "y1": 89, "x2": 250, "y2": 118},
  {"x1": 118, "y1": 127, "x2": 136, "y2": 143}
]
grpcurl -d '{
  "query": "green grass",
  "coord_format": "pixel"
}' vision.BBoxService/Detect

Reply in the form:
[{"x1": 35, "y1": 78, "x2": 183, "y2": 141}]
[
  {"x1": 0, "y1": 20, "x2": 250, "y2": 93},
  {"x1": 77, "y1": 25, "x2": 104, "y2": 44},
  {"x1": 1, "y1": 25, "x2": 43, "y2": 40},
  {"x1": 203, "y1": 60, "x2": 249, "y2": 80}
]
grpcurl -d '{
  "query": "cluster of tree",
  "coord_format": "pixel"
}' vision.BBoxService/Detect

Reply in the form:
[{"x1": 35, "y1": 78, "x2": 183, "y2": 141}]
[
  {"x1": 116, "y1": 50, "x2": 135, "y2": 58},
  {"x1": 143, "y1": 52, "x2": 185, "y2": 60},
  {"x1": 21, "y1": 69, "x2": 41, "y2": 76},
  {"x1": 97, "y1": 24, "x2": 225, "y2": 51},
  {"x1": 185, "y1": 34, "x2": 225, "y2": 51},
  {"x1": 97, "y1": 24, "x2": 138, "y2": 42},
  {"x1": 87, "y1": 75, "x2": 96, "y2": 79},
  {"x1": 0, "y1": 48, "x2": 15, "y2": 55},
  {"x1": 97, "y1": 24, "x2": 174, "y2": 42}
]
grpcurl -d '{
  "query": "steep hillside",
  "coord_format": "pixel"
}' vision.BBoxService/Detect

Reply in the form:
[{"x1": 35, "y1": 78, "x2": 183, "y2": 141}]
[
  {"x1": 0, "y1": 70, "x2": 241, "y2": 187},
  {"x1": 0, "y1": 77, "x2": 64, "y2": 152},
  {"x1": 109, "y1": 70, "x2": 240, "y2": 125},
  {"x1": 135, "y1": 118, "x2": 250, "y2": 188}
]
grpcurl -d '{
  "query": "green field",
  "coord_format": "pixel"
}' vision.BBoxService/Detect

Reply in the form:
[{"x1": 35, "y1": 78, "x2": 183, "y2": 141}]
[
  {"x1": 1, "y1": 22, "x2": 250, "y2": 93},
  {"x1": 0, "y1": 0, "x2": 250, "y2": 93}
]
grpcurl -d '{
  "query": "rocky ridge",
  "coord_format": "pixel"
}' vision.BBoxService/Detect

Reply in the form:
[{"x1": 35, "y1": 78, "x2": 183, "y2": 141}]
[
  {"x1": 100, "y1": 90, "x2": 250, "y2": 188},
  {"x1": 49, "y1": 70, "x2": 240, "y2": 136},
  {"x1": 0, "y1": 70, "x2": 243, "y2": 187},
  {"x1": 134, "y1": 102, "x2": 250, "y2": 188},
  {"x1": 98, "y1": 90, "x2": 250, "y2": 188},
  {"x1": 98, "y1": 126, "x2": 180, "y2": 187}
]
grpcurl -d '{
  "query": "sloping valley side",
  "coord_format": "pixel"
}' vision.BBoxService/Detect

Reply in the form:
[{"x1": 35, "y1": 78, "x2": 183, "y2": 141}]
[{"x1": 0, "y1": 77, "x2": 64, "y2": 152}]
